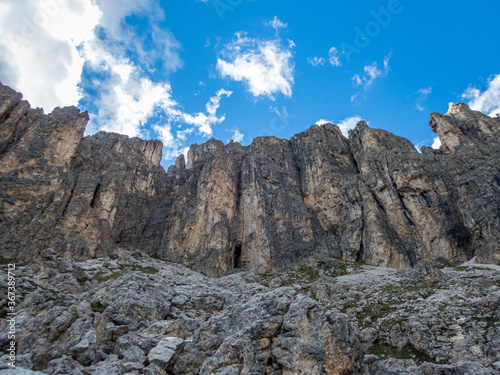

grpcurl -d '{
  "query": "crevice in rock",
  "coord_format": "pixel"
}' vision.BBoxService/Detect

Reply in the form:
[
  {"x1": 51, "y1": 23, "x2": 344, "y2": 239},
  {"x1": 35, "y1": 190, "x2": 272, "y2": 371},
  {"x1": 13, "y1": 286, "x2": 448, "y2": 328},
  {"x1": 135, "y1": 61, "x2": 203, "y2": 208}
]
[
  {"x1": 234, "y1": 243, "x2": 242, "y2": 269},
  {"x1": 90, "y1": 183, "x2": 101, "y2": 208},
  {"x1": 61, "y1": 183, "x2": 76, "y2": 218}
]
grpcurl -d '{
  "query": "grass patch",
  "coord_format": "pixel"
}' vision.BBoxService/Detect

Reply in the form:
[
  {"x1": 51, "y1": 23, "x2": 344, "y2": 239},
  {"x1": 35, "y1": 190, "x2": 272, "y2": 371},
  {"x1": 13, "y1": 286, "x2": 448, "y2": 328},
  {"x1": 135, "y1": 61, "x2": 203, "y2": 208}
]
[
  {"x1": 0, "y1": 257, "x2": 16, "y2": 265},
  {"x1": 340, "y1": 294, "x2": 361, "y2": 314},
  {"x1": 258, "y1": 259, "x2": 367, "y2": 288},
  {"x1": 257, "y1": 264, "x2": 319, "y2": 288},
  {"x1": 369, "y1": 342, "x2": 437, "y2": 365},
  {"x1": 29, "y1": 281, "x2": 59, "y2": 294},
  {"x1": 90, "y1": 301, "x2": 107, "y2": 313},
  {"x1": 357, "y1": 302, "x2": 400, "y2": 328},
  {"x1": 93, "y1": 270, "x2": 123, "y2": 283},
  {"x1": 125, "y1": 265, "x2": 158, "y2": 274},
  {"x1": 93, "y1": 264, "x2": 158, "y2": 283},
  {"x1": 324, "y1": 259, "x2": 366, "y2": 278}
]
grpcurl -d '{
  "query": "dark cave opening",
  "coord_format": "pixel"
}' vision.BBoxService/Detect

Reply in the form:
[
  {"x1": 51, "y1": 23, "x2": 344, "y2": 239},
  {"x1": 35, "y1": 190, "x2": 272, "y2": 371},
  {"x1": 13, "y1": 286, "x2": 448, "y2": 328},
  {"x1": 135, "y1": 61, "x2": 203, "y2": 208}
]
[{"x1": 234, "y1": 244, "x2": 242, "y2": 269}]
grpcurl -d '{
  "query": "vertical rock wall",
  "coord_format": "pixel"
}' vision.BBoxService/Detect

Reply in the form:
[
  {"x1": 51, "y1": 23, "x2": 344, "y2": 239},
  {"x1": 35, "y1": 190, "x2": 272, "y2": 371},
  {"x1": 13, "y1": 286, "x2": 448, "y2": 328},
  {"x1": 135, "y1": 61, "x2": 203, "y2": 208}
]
[{"x1": 1, "y1": 81, "x2": 499, "y2": 276}]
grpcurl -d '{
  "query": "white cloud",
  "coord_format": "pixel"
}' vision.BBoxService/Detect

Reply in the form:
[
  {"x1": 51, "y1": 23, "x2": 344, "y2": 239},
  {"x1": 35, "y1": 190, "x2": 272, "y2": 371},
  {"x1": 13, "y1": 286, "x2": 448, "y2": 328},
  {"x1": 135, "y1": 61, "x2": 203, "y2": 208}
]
[
  {"x1": 0, "y1": 0, "x2": 102, "y2": 112},
  {"x1": 315, "y1": 115, "x2": 363, "y2": 137},
  {"x1": 328, "y1": 47, "x2": 342, "y2": 67},
  {"x1": 315, "y1": 119, "x2": 330, "y2": 126},
  {"x1": 461, "y1": 74, "x2": 500, "y2": 117},
  {"x1": 216, "y1": 33, "x2": 295, "y2": 99},
  {"x1": 414, "y1": 135, "x2": 441, "y2": 153},
  {"x1": 227, "y1": 128, "x2": 244, "y2": 143},
  {"x1": 151, "y1": 90, "x2": 232, "y2": 158},
  {"x1": 431, "y1": 136, "x2": 441, "y2": 149},
  {"x1": 270, "y1": 105, "x2": 289, "y2": 120},
  {"x1": 174, "y1": 89, "x2": 232, "y2": 137},
  {"x1": 91, "y1": 77, "x2": 175, "y2": 137},
  {"x1": 419, "y1": 87, "x2": 432, "y2": 95},
  {"x1": 0, "y1": 0, "x2": 234, "y2": 163},
  {"x1": 352, "y1": 54, "x2": 391, "y2": 91},
  {"x1": 177, "y1": 128, "x2": 194, "y2": 141},
  {"x1": 265, "y1": 16, "x2": 287, "y2": 34},
  {"x1": 416, "y1": 86, "x2": 432, "y2": 111},
  {"x1": 308, "y1": 57, "x2": 325, "y2": 67},
  {"x1": 337, "y1": 115, "x2": 363, "y2": 136}
]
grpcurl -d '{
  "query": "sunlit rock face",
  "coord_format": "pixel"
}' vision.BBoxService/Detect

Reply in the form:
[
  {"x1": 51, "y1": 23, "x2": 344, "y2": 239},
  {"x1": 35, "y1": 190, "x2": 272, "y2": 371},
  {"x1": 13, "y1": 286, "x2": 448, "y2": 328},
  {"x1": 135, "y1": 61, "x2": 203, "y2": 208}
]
[{"x1": 1, "y1": 81, "x2": 499, "y2": 275}]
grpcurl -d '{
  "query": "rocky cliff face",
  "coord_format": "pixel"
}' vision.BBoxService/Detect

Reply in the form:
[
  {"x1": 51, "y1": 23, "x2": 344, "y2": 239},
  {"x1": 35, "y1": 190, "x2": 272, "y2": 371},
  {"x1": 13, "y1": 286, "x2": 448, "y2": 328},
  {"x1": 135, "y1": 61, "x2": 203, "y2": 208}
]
[{"x1": 1, "y1": 82, "x2": 499, "y2": 276}]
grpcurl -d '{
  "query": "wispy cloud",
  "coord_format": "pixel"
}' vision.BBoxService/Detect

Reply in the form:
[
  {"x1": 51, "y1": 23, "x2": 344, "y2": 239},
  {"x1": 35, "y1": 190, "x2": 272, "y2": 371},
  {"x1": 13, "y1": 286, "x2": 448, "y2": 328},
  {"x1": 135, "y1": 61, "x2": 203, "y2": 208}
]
[
  {"x1": 152, "y1": 89, "x2": 232, "y2": 158},
  {"x1": 328, "y1": 47, "x2": 342, "y2": 67},
  {"x1": 174, "y1": 89, "x2": 233, "y2": 137},
  {"x1": 308, "y1": 47, "x2": 342, "y2": 68},
  {"x1": 265, "y1": 16, "x2": 287, "y2": 34},
  {"x1": 352, "y1": 53, "x2": 391, "y2": 91},
  {"x1": 415, "y1": 86, "x2": 432, "y2": 111},
  {"x1": 216, "y1": 32, "x2": 295, "y2": 99},
  {"x1": 461, "y1": 74, "x2": 500, "y2": 117},
  {"x1": 270, "y1": 105, "x2": 290, "y2": 119},
  {"x1": 308, "y1": 57, "x2": 325, "y2": 67}
]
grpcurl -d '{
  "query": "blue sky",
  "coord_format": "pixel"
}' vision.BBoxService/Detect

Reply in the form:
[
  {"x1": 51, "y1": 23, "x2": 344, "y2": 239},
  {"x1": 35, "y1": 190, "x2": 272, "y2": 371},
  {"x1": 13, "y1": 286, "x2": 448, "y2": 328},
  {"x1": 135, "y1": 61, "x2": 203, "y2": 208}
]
[{"x1": 0, "y1": 0, "x2": 499, "y2": 167}]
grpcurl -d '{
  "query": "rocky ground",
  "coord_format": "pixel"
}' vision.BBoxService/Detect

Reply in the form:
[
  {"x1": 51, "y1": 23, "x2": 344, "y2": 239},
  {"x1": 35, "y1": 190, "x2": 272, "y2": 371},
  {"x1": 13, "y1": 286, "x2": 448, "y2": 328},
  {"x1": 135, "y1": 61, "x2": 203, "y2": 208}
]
[{"x1": 0, "y1": 251, "x2": 498, "y2": 374}]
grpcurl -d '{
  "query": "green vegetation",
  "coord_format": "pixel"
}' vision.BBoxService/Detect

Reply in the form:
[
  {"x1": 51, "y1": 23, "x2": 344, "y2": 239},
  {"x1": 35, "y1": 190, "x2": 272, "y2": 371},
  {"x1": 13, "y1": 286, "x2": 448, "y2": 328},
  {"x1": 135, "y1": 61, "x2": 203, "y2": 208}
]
[
  {"x1": 90, "y1": 301, "x2": 107, "y2": 313},
  {"x1": 93, "y1": 270, "x2": 123, "y2": 283},
  {"x1": 29, "y1": 281, "x2": 58, "y2": 294},
  {"x1": 369, "y1": 342, "x2": 437, "y2": 365},
  {"x1": 381, "y1": 280, "x2": 433, "y2": 298},
  {"x1": 324, "y1": 259, "x2": 366, "y2": 278},
  {"x1": 126, "y1": 265, "x2": 158, "y2": 274},
  {"x1": 357, "y1": 302, "x2": 401, "y2": 329},
  {"x1": 258, "y1": 264, "x2": 319, "y2": 288},
  {"x1": 0, "y1": 257, "x2": 15, "y2": 265},
  {"x1": 93, "y1": 264, "x2": 158, "y2": 283},
  {"x1": 258, "y1": 259, "x2": 367, "y2": 288}
]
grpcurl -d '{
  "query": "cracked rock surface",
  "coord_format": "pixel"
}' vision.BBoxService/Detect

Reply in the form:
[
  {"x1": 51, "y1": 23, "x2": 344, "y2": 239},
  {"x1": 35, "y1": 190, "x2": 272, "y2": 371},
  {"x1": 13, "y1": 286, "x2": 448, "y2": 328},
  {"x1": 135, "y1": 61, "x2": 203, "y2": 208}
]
[
  {"x1": 1, "y1": 82, "x2": 499, "y2": 276},
  {"x1": 0, "y1": 253, "x2": 499, "y2": 374}
]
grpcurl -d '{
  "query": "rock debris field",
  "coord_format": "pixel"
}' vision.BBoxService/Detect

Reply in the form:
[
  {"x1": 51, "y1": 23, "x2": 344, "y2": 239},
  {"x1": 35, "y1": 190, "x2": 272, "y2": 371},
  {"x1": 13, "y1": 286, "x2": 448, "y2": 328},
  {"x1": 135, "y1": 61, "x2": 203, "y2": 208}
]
[{"x1": 0, "y1": 250, "x2": 499, "y2": 374}]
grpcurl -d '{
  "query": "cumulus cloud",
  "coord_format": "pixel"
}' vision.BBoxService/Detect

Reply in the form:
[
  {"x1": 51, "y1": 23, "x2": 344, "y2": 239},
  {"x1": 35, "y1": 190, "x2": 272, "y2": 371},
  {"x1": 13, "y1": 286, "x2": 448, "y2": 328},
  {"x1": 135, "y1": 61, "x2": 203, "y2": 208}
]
[
  {"x1": 431, "y1": 137, "x2": 441, "y2": 149},
  {"x1": 461, "y1": 74, "x2": 500, "y2": 117},
  {"x1": 216, "y1": 32, "x2": 295, "y2": 99},
  {"x1": 0, "y1": 0, "x2": 102, "y2": 111},
  {"x1": 315, "y1": 115, "x2": 363, "y2": 137},
  {"x1": 414, "y1": 135, "x2": 441, "y2": 153},
  {"x1": 0, "y1": 0, "x2": 233, "y2": 162},
  {"x1": 315, "y1": 119, "x2": 330, "y2": 126},
  {"x1": 352, "y1": 53, "x2": 391, "y2": 91},
  {"x1": 227, "y1": 128, "x2": 244, "y2": 143}
]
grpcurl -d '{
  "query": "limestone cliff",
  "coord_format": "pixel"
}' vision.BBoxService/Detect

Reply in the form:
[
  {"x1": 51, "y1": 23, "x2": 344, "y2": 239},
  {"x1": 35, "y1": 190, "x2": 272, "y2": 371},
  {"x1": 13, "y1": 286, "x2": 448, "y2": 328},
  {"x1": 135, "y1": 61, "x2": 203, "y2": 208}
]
[{"x1": 1, "y1": 82, "x2": 499, "y2": 276}]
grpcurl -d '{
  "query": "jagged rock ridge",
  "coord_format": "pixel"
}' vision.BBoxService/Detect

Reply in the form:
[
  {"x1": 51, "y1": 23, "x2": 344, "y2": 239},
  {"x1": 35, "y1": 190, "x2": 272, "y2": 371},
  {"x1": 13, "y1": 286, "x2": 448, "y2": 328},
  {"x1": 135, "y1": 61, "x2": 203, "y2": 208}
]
[{"x1": 1, "y1": 82, "x2": 499, "y2": 276}]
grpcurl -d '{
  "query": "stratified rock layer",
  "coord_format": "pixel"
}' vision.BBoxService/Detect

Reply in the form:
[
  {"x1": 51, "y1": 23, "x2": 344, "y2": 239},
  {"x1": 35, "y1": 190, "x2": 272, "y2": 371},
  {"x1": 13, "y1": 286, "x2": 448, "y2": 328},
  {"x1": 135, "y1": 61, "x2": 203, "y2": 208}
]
[{"x1": 1, "y1": 82, "x2": 499, "y2": 276}]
